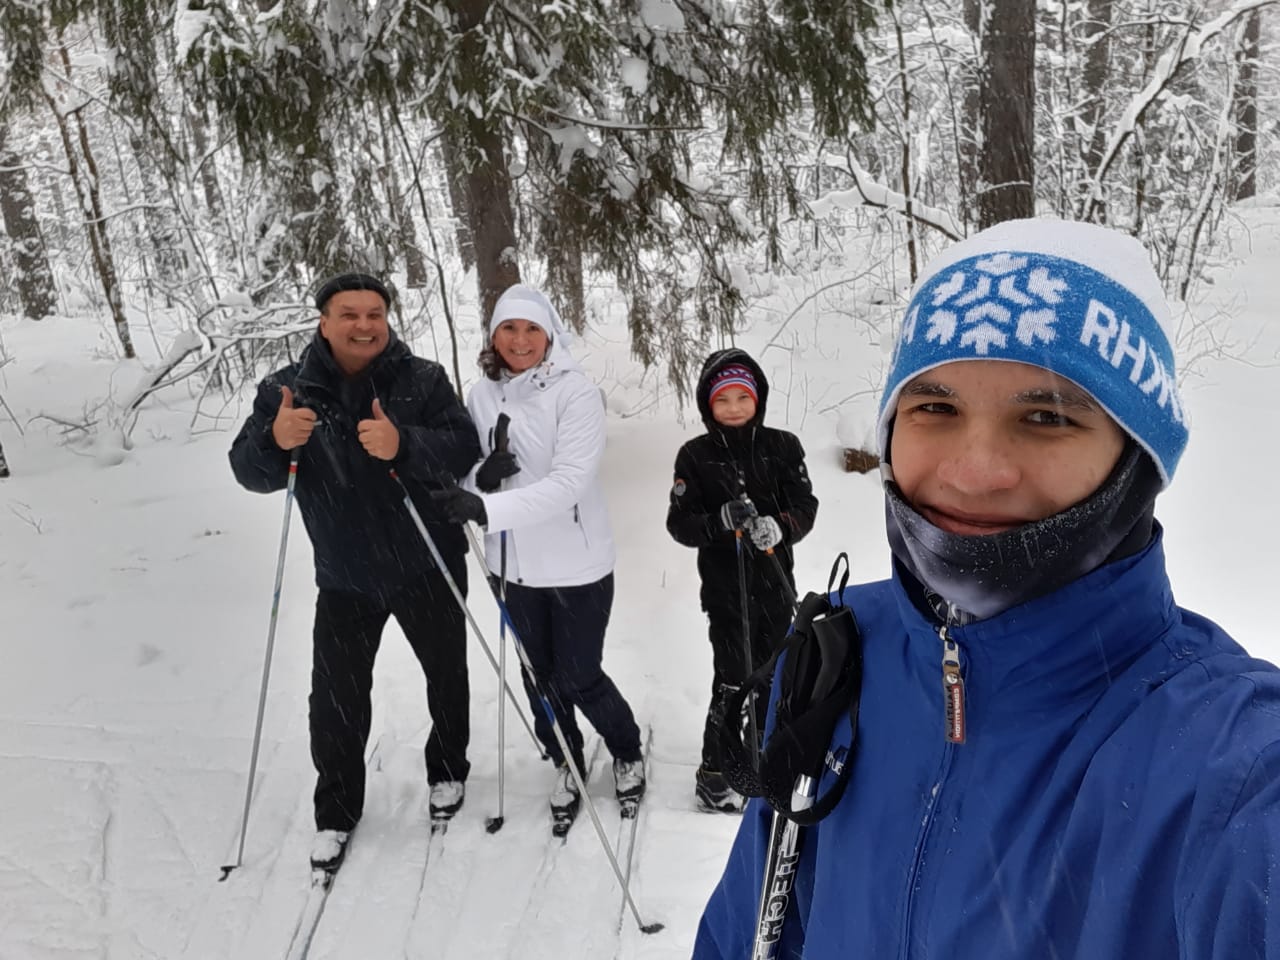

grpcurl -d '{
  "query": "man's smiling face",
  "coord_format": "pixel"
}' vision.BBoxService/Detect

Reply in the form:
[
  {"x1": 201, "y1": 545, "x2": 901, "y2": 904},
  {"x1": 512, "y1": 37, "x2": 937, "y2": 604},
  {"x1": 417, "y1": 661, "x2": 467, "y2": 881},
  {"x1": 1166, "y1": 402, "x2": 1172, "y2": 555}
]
[
  {"x1": 889, "y1": 359, "x2": 1127, "y2": 535},
  {"x1": 319, "y1": 289, "x2": 390, "y2": 375}
]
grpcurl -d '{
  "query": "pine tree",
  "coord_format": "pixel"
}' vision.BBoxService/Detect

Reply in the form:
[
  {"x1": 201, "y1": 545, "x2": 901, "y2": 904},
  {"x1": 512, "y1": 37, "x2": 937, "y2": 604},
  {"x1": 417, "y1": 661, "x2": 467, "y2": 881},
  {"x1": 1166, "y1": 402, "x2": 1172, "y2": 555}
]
[{"x1": 366, "y1": 0, "x2": 879, "y2": 395}]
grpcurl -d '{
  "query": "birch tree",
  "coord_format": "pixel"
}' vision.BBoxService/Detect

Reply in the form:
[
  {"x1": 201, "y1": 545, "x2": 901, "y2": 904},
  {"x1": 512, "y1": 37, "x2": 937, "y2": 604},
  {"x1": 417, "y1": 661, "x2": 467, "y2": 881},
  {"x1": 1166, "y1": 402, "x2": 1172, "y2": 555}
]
[{"x1": 0, "y1": 124, "x2": 58, "y2": 319}]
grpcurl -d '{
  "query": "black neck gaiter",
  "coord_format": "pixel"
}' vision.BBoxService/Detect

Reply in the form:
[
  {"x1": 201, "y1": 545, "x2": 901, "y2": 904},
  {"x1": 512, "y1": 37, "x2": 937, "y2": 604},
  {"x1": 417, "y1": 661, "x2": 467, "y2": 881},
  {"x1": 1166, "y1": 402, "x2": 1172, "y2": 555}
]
[{"x1": 884, "y1": 442, "x2": 1161, "y2": 621}]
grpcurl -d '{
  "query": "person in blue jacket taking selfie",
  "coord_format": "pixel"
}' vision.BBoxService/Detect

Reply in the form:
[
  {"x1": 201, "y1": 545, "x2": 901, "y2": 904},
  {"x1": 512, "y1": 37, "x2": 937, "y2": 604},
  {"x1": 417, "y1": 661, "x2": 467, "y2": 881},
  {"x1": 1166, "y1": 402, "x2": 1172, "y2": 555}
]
[{"x1": 694, "y1": 218, "x2": 1280, "y2": 959}]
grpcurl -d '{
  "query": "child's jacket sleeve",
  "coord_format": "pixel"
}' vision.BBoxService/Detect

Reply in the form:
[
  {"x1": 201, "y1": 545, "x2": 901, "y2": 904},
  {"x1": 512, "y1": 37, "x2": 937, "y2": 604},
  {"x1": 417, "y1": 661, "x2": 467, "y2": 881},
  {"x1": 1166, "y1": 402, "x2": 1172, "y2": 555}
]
[
  {"x1": 770, "y1": 432, "x2": 818, "y2": 545},
  {"x1": 667, "y1": 442, "x2": 722, "y2": 548}
]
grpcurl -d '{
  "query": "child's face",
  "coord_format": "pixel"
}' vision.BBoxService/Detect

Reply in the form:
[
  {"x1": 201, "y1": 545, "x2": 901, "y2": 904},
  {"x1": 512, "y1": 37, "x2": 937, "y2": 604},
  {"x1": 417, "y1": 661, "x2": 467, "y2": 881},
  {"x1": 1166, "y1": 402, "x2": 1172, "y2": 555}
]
[{"x1": 711, "y1": 387, "x2": 757, "y2": 428}]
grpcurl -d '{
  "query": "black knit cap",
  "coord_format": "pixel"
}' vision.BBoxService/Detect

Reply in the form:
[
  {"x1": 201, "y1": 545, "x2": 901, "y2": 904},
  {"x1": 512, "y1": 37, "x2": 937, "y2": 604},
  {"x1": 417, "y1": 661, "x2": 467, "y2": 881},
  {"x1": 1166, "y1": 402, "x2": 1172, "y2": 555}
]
[{"x1": 314, "y1": 272, "x2": 392, "y2": 312}]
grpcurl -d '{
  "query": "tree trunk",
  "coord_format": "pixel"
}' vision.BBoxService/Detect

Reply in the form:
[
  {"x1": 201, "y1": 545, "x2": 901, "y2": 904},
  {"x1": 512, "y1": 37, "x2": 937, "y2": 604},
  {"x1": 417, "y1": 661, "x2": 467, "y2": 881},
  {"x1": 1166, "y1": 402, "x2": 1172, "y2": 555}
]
[
  {"x1": 186, "y1": 100, "x2": 225, "y2": 220},
  {"x1": 979, "y1": 0, "x2": 1037, "y2": 228},
  {"x1": 449, "y1": 0, "x2": 520, "y2": 323},
  {"x1": 1080, "y1": 0, "x2": 1112, "y2": 221},
  {"x1": 43, "y1": 53, "x2": 136, "y2": 359},
  {"x1": 39, "y1": 136, "x2": 71, "y2": 250},
  {"x1": 463, "y1": 123, "x2": 521, "y2": 324},
  {"x1": 440, "y1": 132, "x2": 476, "y2": 272},
  {"x1": 959, "y1": 0, "x2": 982, "y2": 232},
  {"x1": 378, "y1": 110, "x2": 428, "y2": 288},
  {"x1": 128, "y1": 129, "x2": 187, "y2": 298},
  {"x1": 1231, "y1": 10, "x2": 1260, "y2": 202},
  {"x1": 893, "y1": 9, "x2": 918, "y2": 284},
  {"x1": 0, "y1": 125, "x2": 57, "y2": 319},
  {"x1": 1131, "y1": 16, "x2": 1157, "y2": 240}
]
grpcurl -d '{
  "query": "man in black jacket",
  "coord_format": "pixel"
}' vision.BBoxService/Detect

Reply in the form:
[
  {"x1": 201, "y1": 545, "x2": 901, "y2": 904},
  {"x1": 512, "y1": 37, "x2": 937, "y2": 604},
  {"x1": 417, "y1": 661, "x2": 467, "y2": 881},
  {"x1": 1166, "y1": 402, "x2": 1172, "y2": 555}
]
[{"x1": 229, "y1": 273, "x2": 481, "y2": 871}]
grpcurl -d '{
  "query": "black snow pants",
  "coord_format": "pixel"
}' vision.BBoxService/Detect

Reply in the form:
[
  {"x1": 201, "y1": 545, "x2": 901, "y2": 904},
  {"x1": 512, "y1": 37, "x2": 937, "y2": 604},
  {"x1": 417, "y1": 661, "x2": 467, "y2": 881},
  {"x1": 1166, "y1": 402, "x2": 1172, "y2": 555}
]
[
  {"x1": 502, "y1": 573, "x2": 642, "y2": 771},
  {"x1": 310, "y1": 559, "x2": 469, "y2": 832},
  {"x1": 701, "y1": 596, "x2": 794, "y2": 771}
]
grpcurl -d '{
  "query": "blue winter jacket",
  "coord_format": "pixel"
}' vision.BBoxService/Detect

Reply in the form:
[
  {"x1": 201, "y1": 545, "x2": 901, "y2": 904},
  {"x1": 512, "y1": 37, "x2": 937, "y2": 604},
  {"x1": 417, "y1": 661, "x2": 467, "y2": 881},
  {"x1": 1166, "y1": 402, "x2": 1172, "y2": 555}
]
[{"x1": 694, "y1": 534, "x2": 1280, "y2": 959}]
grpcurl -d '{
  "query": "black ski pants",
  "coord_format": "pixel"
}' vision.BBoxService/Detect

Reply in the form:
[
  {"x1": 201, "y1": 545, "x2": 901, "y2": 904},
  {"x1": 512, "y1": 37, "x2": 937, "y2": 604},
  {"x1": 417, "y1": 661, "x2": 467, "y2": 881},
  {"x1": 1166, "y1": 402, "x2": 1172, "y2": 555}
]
[
  {"x1": 701, "y1": 596, "x2": 794, "y2": 771},
  {"x1": 311, "y1": 560, "x2": 469, "y2": 832},
  {"x1": 501, "y1": 573, "x2": 642, "y2": 771}
]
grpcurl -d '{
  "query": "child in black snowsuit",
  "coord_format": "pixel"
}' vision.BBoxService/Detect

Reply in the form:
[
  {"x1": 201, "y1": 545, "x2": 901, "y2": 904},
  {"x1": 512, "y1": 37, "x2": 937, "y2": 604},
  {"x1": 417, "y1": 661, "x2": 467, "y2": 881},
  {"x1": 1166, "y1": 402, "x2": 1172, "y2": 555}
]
[{"x1": 666, "y1": 349, "x2": 818, "y2": 811}]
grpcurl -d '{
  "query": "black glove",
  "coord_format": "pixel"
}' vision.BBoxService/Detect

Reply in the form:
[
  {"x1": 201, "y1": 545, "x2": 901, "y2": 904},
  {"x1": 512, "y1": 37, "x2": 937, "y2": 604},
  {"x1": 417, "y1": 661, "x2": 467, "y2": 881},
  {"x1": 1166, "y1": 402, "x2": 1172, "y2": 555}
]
[
  {"x1": 430, "y1": 487, "x2": 487, "y2": 525},
  {"x1": 719, "y1": 499, "x2": 754, "y2": 532},
  {"x1": 475, "y1": 450, "x2": 520, "y2": 493}
]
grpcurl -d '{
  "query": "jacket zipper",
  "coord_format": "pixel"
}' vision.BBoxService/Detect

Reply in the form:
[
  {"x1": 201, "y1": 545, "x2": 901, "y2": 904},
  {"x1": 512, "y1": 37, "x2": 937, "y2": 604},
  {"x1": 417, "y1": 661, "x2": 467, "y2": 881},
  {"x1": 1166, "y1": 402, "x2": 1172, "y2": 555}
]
[
  {"x1": 940, "y1": 624, "x2": 967, "y2": 744},
  {"x1": 899, "y1": 618, "x2": 968, "y2": 958},
  {"x1": 573, "y1": 504, "x2": 591, "y2": 549}
]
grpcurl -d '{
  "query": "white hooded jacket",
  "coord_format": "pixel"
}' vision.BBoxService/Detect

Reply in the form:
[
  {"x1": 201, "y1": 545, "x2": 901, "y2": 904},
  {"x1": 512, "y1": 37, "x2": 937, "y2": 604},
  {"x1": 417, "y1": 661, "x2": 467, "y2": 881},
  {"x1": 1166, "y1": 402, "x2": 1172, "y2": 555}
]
[{"x1": 465, "y1": 285, "x2": 616, "y2": 588}]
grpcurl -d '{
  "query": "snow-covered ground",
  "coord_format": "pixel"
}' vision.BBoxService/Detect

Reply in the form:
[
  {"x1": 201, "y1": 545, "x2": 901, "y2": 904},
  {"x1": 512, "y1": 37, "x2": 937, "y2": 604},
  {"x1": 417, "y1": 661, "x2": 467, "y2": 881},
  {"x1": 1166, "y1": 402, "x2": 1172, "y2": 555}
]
[{"x1": 1, "y1": 207, "x2": 1278, "y2": 959}]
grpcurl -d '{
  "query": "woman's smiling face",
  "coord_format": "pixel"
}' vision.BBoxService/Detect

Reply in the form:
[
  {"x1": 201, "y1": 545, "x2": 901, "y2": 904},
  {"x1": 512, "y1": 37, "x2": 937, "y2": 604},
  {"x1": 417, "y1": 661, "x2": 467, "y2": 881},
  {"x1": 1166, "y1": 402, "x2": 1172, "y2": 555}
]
[
  {"x1": 492, "y1": 318, "x2": 549, "y2": 374},
  {"x1": 889, "y1": 360, "x2": 1127, "y2": 535}
]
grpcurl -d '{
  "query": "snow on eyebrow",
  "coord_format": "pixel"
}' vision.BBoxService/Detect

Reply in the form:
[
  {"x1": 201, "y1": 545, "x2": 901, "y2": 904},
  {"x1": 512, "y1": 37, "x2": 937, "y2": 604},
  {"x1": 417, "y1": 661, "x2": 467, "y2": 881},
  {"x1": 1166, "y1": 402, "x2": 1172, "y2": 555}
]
[
  {"x1": 1012, "y1": 386, "x2": 1099, "y2": 410},
  {"x1": 899, "y1": 379, "x2": 955, "y2": 399}
]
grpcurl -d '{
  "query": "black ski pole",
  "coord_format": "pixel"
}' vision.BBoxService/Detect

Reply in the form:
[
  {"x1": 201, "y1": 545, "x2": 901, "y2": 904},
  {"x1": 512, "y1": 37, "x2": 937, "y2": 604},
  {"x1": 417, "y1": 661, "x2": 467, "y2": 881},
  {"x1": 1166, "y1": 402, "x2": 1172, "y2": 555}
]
[
  {"x1": 459, "y1": 521, "x2": 664, "y2": 935},
  {"x1": 735, "y1": 519, "x2": 760, "y2": 768},
  {"x1": 220, "y1": 449, "x2": 300, "y2": 881},
  {"x1": 390, "y1": 470, "x2": 546, "y2": 758},
  {"x1": 764, "y1": 549, "x2": 798, "y2": 612},
  {"x1": 738, "y1": 496, "x2": 799, "y2": 614},
  {"x1": 485, "y1": 413, "x2": 512, "y2": 834}
]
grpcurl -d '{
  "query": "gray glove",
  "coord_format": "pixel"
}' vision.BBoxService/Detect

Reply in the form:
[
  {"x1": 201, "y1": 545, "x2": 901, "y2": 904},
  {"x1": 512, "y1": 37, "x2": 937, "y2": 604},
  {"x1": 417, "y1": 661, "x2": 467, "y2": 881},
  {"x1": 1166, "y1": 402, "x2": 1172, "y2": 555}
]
[{"x1": 745, "y1": 515, "x2": 783, "y2": 551}]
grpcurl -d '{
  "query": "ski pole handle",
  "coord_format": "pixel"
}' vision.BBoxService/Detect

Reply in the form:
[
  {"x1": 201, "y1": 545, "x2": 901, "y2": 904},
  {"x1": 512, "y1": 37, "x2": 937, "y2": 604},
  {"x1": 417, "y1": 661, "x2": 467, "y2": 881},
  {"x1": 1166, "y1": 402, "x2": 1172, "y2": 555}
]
[{"x1": 493, "y1": 412, "x2": 511, "y2": 454}]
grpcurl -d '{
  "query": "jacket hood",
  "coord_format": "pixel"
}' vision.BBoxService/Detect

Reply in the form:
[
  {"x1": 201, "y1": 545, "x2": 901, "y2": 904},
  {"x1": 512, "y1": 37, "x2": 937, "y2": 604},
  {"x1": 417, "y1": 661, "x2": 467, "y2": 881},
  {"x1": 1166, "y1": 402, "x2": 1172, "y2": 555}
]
[{"x1": 695, "y1": 348, "x2": 769, "y2": 431}]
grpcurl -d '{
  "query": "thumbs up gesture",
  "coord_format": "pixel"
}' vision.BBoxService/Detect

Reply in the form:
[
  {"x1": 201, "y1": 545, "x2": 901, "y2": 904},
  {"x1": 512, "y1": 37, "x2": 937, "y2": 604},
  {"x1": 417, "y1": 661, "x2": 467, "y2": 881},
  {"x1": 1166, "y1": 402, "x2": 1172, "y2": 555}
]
[
  {"x1": 358, "y1": 398, "x2": 400, "y2": 461},
  {"x1": 271, "y1": 385, "x2": 317, "y2": 450}
]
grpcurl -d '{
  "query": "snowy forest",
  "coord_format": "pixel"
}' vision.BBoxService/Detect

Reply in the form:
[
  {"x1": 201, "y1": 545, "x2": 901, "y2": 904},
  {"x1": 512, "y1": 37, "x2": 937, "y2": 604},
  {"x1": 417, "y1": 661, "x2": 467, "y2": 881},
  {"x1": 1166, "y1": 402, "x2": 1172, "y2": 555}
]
[
  {"x1": 1, "y1": 2, "x2": 1279, "y2": 959},
  {"x1": 0, "y1": 0, "x2": 1274, "y2": 436}
]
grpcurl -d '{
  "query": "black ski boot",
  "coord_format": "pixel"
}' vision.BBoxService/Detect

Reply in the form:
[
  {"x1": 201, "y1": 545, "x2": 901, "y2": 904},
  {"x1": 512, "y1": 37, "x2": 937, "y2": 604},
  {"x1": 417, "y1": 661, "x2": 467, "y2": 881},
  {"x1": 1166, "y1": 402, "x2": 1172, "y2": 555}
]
[
  {"x1": 309, "y1": 829, "x2": 351, "y2": 874},
  {"x1": 550, "y1": 763, "x2": 582, "y2": 838},
  {"x1": 614, "y1": 757, "x2": 646, "y2": 819},
  {"x1": 429, "y1": 780, "x2": 465, "y2": 834},
  {"x1": 695, "y1": 766, "x2": 743, "y2": 814}
]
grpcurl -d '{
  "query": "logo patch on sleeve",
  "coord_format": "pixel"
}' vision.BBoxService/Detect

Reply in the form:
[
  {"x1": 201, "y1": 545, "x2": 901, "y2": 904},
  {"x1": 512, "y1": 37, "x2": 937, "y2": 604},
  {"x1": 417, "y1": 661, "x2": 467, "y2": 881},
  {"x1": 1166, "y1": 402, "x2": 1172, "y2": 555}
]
[{"x1": 672, "y1": 479, "x2": 687, "y2": 497}]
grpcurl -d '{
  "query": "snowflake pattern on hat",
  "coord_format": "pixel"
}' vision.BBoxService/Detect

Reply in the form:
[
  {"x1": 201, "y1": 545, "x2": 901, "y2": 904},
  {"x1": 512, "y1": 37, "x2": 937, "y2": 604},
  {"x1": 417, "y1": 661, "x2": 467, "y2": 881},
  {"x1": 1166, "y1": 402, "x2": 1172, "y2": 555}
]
[
  {"x1": 906, "y1": 253, "x2": 1067, "y2": 354},
  {"x1": 882, "y1": 249, "x2": 1188, "y2": 487}
]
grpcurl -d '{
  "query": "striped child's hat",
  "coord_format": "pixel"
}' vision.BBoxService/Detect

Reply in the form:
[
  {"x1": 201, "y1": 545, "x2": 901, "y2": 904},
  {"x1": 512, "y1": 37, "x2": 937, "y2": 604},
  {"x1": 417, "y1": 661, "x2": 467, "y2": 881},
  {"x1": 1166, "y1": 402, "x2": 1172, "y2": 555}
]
[{"x1": 708, "y1": 364, "x2": 759, "y2": 404}]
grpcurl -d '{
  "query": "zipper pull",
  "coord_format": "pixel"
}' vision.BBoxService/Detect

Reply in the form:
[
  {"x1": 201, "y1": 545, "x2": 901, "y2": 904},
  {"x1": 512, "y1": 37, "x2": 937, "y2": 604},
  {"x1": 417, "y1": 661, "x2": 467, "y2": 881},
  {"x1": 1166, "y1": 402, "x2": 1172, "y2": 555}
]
[{"x1": 940, "y1": 625, "x2": 966, "y2": 744}]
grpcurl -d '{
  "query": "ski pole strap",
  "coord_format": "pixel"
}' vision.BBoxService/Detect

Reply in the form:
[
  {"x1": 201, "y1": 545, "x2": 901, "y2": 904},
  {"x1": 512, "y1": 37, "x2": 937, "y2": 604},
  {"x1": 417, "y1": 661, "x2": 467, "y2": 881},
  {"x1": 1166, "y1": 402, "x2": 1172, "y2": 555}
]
[{"x1": 719, "y1": 552, "x2": 863, "y2": 826}]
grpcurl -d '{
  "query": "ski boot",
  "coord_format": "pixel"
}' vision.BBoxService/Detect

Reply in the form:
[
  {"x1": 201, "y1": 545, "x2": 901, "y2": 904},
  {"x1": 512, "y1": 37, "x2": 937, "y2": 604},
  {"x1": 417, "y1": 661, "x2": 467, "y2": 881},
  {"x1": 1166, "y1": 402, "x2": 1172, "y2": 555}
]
[
  {"x1": 309, "y1": 829, "x2": 351, "y2": 876},
  {"x1": 429, "y1": 780, "x2": 465, "y2": 834},
  {"x1": 695, "y1": 766, "x2": 744, "y2": 814},
  {"x1": 613, "y1": 757, "x2": 646, "y2": 819},
  {"x1": 550, "y1": 762, "x2": 582, "y2": 838}
]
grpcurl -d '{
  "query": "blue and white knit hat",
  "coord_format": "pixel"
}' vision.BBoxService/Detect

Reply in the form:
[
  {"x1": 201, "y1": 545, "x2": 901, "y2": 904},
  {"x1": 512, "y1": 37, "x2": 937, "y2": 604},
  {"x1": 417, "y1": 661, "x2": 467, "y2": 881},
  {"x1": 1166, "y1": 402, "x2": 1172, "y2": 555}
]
[{"x1": 878, "y1": 218, "x2": 1188, "y2": 487}]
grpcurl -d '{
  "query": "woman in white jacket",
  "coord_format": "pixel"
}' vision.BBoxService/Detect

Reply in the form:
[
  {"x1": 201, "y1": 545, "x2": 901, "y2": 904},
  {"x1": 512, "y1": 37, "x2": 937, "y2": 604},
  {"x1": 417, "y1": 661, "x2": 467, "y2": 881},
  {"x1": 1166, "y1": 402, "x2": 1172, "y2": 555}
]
[{"x1": 432, "y1": 285, "x2": 645, "y2": 830}]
